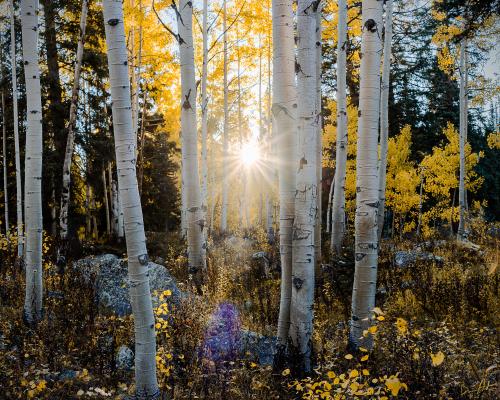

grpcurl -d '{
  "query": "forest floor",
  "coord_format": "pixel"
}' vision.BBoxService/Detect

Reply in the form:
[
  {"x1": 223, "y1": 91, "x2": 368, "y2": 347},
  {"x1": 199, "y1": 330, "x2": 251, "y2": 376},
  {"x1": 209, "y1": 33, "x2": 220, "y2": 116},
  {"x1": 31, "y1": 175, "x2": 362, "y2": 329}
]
[{"x1": 0, "y1": 226, "x2": 498, "y2": 399}]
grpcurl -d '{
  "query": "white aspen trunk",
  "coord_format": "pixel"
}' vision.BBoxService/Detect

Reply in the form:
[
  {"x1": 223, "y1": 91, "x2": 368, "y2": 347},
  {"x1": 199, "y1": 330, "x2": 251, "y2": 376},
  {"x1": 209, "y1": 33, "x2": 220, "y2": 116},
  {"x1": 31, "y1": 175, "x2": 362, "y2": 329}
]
[
  {"x1": 349, "y1": 0, "x2": 383, "y2": 350},
  {"x1": 129, "y1": 0, "x2": 138, "y2": 150},
  {"x1": 200, "y1": 0, "x2": 209, "y2": 236},
  {"x1": 221, "y1": 0, "x2": 229, "y2": 232},
  {"x1": 326, "y1": 176, "x2": 334, "y2": 233},
  {"x1": 314, "y1": 3, "x2": 323, "y2": 264},
  {"x1": 457, "y1": 39, "x2": 467, "y2": 241},
  {"x1": 272, "y1": 0, "x2": 297, "y2": 360},
  {"x1": 330, "y1": 0, "x2": 348, "y2": 254},
  {"x1": 118, "y1": 183, "x2": 124, "y2": 239},
  {"x1": 266, "y1": 24, "x2": 275, "y2": 242},
  {"x1": 103, "y1": 167, "x2": 111, "y2": 235},
  {"x1": 289, "y1": 0, "x2": 318, "y2": 373},
  {"x1": 59, "y1": 0, "x2": 89, "y2": 247},
  {"x1": 175, "y1": 0, "x2": 207, "y2": 285},
  {"x1": 102, "y1": 1, "x2": 159, "y2": 397},
  {"x1": 10, "y1": 0, "x2": 24, "y2": 258},
  {"x1": 180, "y1": 155, "x2": 187, "y2": 237},
  {"x1": 21, "y1": 0, "x2": 44, "y2": 325},
  {"x1": 376, "y1": 0, "x2": 393, "y2": 241},
  {"x1": 1, "y1": 90, "x2": 9, "y2": 237},
  {"x1": 111, "y1": 177, "x2": 119, "y2": 235},
  {"x1": 416, "y1": 171, "x2": 423, "y2": 236}
]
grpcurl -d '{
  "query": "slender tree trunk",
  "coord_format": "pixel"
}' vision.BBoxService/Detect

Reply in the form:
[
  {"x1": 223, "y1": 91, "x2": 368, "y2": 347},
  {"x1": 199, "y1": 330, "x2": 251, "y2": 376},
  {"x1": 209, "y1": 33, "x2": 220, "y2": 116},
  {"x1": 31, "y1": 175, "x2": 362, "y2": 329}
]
[
  {"x1": 314, "y1": 2, "x2": 323, "y2": 264},
  {"x1": 102, "y1": 1, "x2": 159, "y2": 396},
  {"x1": 111, "y1": 177, "x2": 119, "y2": 236},
  {"x1": 58, "y1": 0, "x2": 89, "y2": 256},
  {"x1": 201, "y1": 0, "x2": 209, "y2": 236},
  {"x1": 376, "y1": 0, "x2": 393, "y2": 241},
  {"x1": 266, "y1": 18, "x2": 275, "y2": 243},
  {"x1": 326, "y1": 176, "x2": 334, "y2": 233},
  {"x1": 289, "y1": 0, "x2": 319, "y2": 373},
  {"x1": 1, "y1": 90, "x2": 9, "y2": 237},
  {"x1": 330, "y1": 0, "x2": 348, "y2": 254},
  {"x1": 138, "y1": 93, "x2": 147, "y2": 195},
  {"x1": 416, "y1": 171, "x2": 424, "y2": 237},
  {"x1": 21, "y1": 0, "x2": 44, "y2": 326},
  {"x1": 221, "y1": 0, "x2": 229, "y2": 232},
  {"x1": 458, "y1": 39, "x2": 467, "y2": 241},
  {"x1": 103, "y1": 167, "x2": 111, "y2": 235},
  {"x1": 10, "y1": 0, "x2": 24, "y2": 259},
  {"x1": 272, "y1": 0, "x2": 297, "y2": 365},
  {"x1": 349, "y1": 0, "x2": 384, "y2": 350},
  {"x1": 175, "y1": 0, "x2": 207, "y2": 287}
]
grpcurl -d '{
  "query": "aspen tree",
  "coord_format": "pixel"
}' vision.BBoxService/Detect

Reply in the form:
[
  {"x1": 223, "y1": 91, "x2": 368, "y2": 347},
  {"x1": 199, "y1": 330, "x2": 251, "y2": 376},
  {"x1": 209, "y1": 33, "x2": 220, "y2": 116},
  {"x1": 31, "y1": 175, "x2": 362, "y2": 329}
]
[
  {"x1": 221, "y1": 0, "x2": 229, "y2": 232},
  {"x1": 377, "y1": 0, "x2": 393, "y2": 241},
  {"x1": 10, "y1": 0, "x2": 24, "y2": 259},
  {"x1": 1, "y1": 90, "x2": 8, "y2": 237},
  {"x1": 102, "y1": 167, "x2": 111, "y2": 235},
  {"x1": 201, "y1": 0, "x2": 209, "y2": 236},
  {"x1": 21, "y1": 0, "x2": 44, "y2": 326},
  {"x1": 289, "y1": 0, "x2": 319, "y2": 373},
  {"x1": 174, "y1": 0, "x2": 207, "y2": 286},
  {"x1": 330, "y1": 0, "x2": 348, "y2": 254},
  {"x1": 272, "y1": 0, "x2": 297, "y2": 364},
  {"x1": 58, "y1": 0, "x2": 89, "y2": 261},
  {"x1": 102, "y1": 1, "x2": 159, "y2": 396},
  {"x1": 457, "y1": 39, "x2": 467, "y2": 241},
  {"x1": 349, "y1": 0, "x2": 383, "y2": 350}
]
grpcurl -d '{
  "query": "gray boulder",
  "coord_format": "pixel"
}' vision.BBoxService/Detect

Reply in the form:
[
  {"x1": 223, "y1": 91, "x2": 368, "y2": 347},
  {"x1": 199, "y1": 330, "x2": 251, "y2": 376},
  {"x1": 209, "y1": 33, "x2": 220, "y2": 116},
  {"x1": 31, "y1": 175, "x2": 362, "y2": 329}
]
[
  {"x1": 394, "y1": 251, "x2": 444, "y2": 268},
  {"x1": 116, "y1": 345, "x2": 134, "y2": 370},
  {"x1": 73, "y1": 254, "x2": 182, "y2": 317},
  {"x1": 239, "y1": 330, "x2": 277, "y2": 366}
]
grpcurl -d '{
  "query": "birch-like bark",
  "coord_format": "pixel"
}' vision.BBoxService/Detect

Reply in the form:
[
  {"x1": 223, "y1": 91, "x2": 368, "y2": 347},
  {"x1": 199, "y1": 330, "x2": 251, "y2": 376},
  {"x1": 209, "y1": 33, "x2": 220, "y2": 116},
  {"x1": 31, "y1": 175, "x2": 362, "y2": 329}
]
[
  {"x1": 326, "y1": 176, "x2": 334, "y2": 233},
  {"x1": 266, "y1": 19, "x2": 275, "y2": 243},
  {"x1": 103, "y1": 167, "x2": 111, "y2": 235},
  {"x1": 272, "y1": 0, "x2": 297, "y2": 361},
  {"x1": 289, "y1": 0, "x2": 318, "y2": 373},
  {"x1": 175, "y1": 0, "x2": 207, "y2": 285},
  {"x1": 10, "y1": 0, "x2": 24, "y2": 258},
  {"x1": 349, "y1": 0, "x2": 383, "y2": 350},
  {"x1": 102, "y1": 1, "x2": 159, "y2": 397},
  {"x1": 111, "y1": 177, "x2": 119, "y2": 235},
  {"x1": 200, "y1": 0, "x2": 209, "y2": 235},
  {"x1": 457, "y1": 39, "x2": 467, "y2": 241},
  {"x1": 330, "y1": 0, "x2": 348, "y2": 254},
  {"x1": 376, "y1": 0, "x2": 393, "y2": 241},
  {"x1": 59, "y1": 0, "x2": 89, "y2": 247},
  {"x1": 221, "y1": 0, "x2": 229, "y2": 232},
  {"x1": 1, "y1": 90, "x2": 9, "y2": 237},
  {"x1": 314, "y1": 2, "x2": 323, "y2": 264},
  {"x1": 21, "y1": 0, "x2": 44, "y2": 325}
]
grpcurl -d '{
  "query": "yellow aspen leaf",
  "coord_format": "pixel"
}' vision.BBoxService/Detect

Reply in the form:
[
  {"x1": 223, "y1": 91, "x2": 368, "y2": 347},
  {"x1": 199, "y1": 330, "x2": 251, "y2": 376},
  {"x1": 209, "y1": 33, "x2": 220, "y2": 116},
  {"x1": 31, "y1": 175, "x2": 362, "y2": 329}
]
[
  {"x1": 362, "y1": 369, "x2": 370, "y2": 376},
  {"x1": 344, "y1": 354, "x2": 353, "y2": 360},
  {"x1": 368, "y1": 325, "x2": 378, "y2": 334},
  {"x1": 372, "y1": 307, "x2": 384, "y2": 315},
  {"x1": 349, "y1": 369, "x2": 359, "y2": 378},
  {"x1": 282, "y1": 368, "x2": 290, "y2": 376},
  {"x1": 431, "y1": 351, "x2": 445, "y2": 366},
  {"x1": 360, "y1": 355, "x2": 369, "y2": 362},
  {"x1": 327, "y1": 371, "x2": 336, "y2": 379},
  {"x1": 376, "y1": 316, "x2": 385, "y2": 321}
]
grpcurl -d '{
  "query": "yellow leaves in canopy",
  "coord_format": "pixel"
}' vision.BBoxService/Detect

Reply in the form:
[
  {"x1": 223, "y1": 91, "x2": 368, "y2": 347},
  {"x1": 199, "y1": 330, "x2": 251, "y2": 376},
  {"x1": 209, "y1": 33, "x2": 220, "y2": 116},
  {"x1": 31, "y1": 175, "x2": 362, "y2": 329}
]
[
  {"x1": 431, "y1": 351, "x2": 445, "y2": 366},
  {"x1": 487, "y1": 132, "x2": 500, "y2": 149}
]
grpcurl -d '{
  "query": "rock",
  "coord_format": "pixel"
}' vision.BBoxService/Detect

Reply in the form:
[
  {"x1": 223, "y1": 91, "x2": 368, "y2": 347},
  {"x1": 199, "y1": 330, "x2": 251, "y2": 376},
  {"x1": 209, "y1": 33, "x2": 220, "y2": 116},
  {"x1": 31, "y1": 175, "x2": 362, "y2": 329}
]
[
  {"x1": 239, "y1": 330, "x2": 276, "y2": 366},
  {"x1": 58, "y1": 369, "x2": 78, "y2": 381},
  {"x1": 116, "y1": 345, "x2": 134, "y2": 370},
  {"x1": 394, "y1": 251, "x2": 444, "y2": 268},
  {"x1": 72, "y1": 254, "x2": 182, "y2": 317}
]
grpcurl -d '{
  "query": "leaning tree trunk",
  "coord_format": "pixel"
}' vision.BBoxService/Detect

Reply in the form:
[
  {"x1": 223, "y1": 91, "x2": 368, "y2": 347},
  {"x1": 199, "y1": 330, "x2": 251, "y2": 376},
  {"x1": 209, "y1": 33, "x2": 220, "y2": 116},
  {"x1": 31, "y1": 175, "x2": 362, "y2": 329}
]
[
  {"x1": 200, "y1": 0, "x2": 209, "y2": 237},
  {"x1": 272, "y1": 0, "x2": 297, "y2": 367},
  {"x1": 330, "y1": 0, "x2": 348, "y2": 254},
  {"x1": 1, "y1": 90, "x2": 9, "y2": 237},
  {"x1": 175, "y1": 0, "x2": 207, "y2": 288},
  {"x1": 21, "y1": 0, "x2": 44, "y2": 326},
  {"x1": 349, "y1": 0, "x2": 384, "y2": 350},
  {"x1": 102, "y1": 167, "x2": 111, "y2": 235},
  {"x1": 58, "y1": 0, "x2": 89, "y2": 262},
  {"x1": 376, "y1": 0, "x2": 393, "y2": 241},
  {"x1": 221, "y1": 0, "x2": 229, "y2": 232},
  {"x1": 289, "y1": 0, "x2": 319, "y2": 374},
  {"x1": 457, "y1": 39, "x2": 467, "y2": 242},
  {"x1": 10, "y1": 0, "x2": 24, "y2": 259},
  {"x1": 102, "y1": 1, "x2": 159, "y2": 397},
  {"x1": 326, "y1": 176, "x2": 334, "y2": 233}
]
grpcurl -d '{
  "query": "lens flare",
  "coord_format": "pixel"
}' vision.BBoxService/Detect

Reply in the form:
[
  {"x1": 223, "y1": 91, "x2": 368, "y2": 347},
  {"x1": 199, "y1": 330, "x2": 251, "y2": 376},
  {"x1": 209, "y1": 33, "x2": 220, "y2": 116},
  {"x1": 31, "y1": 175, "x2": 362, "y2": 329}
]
[{"x1": 240, "y1": 140, "x2": 260, "y2": 167}]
